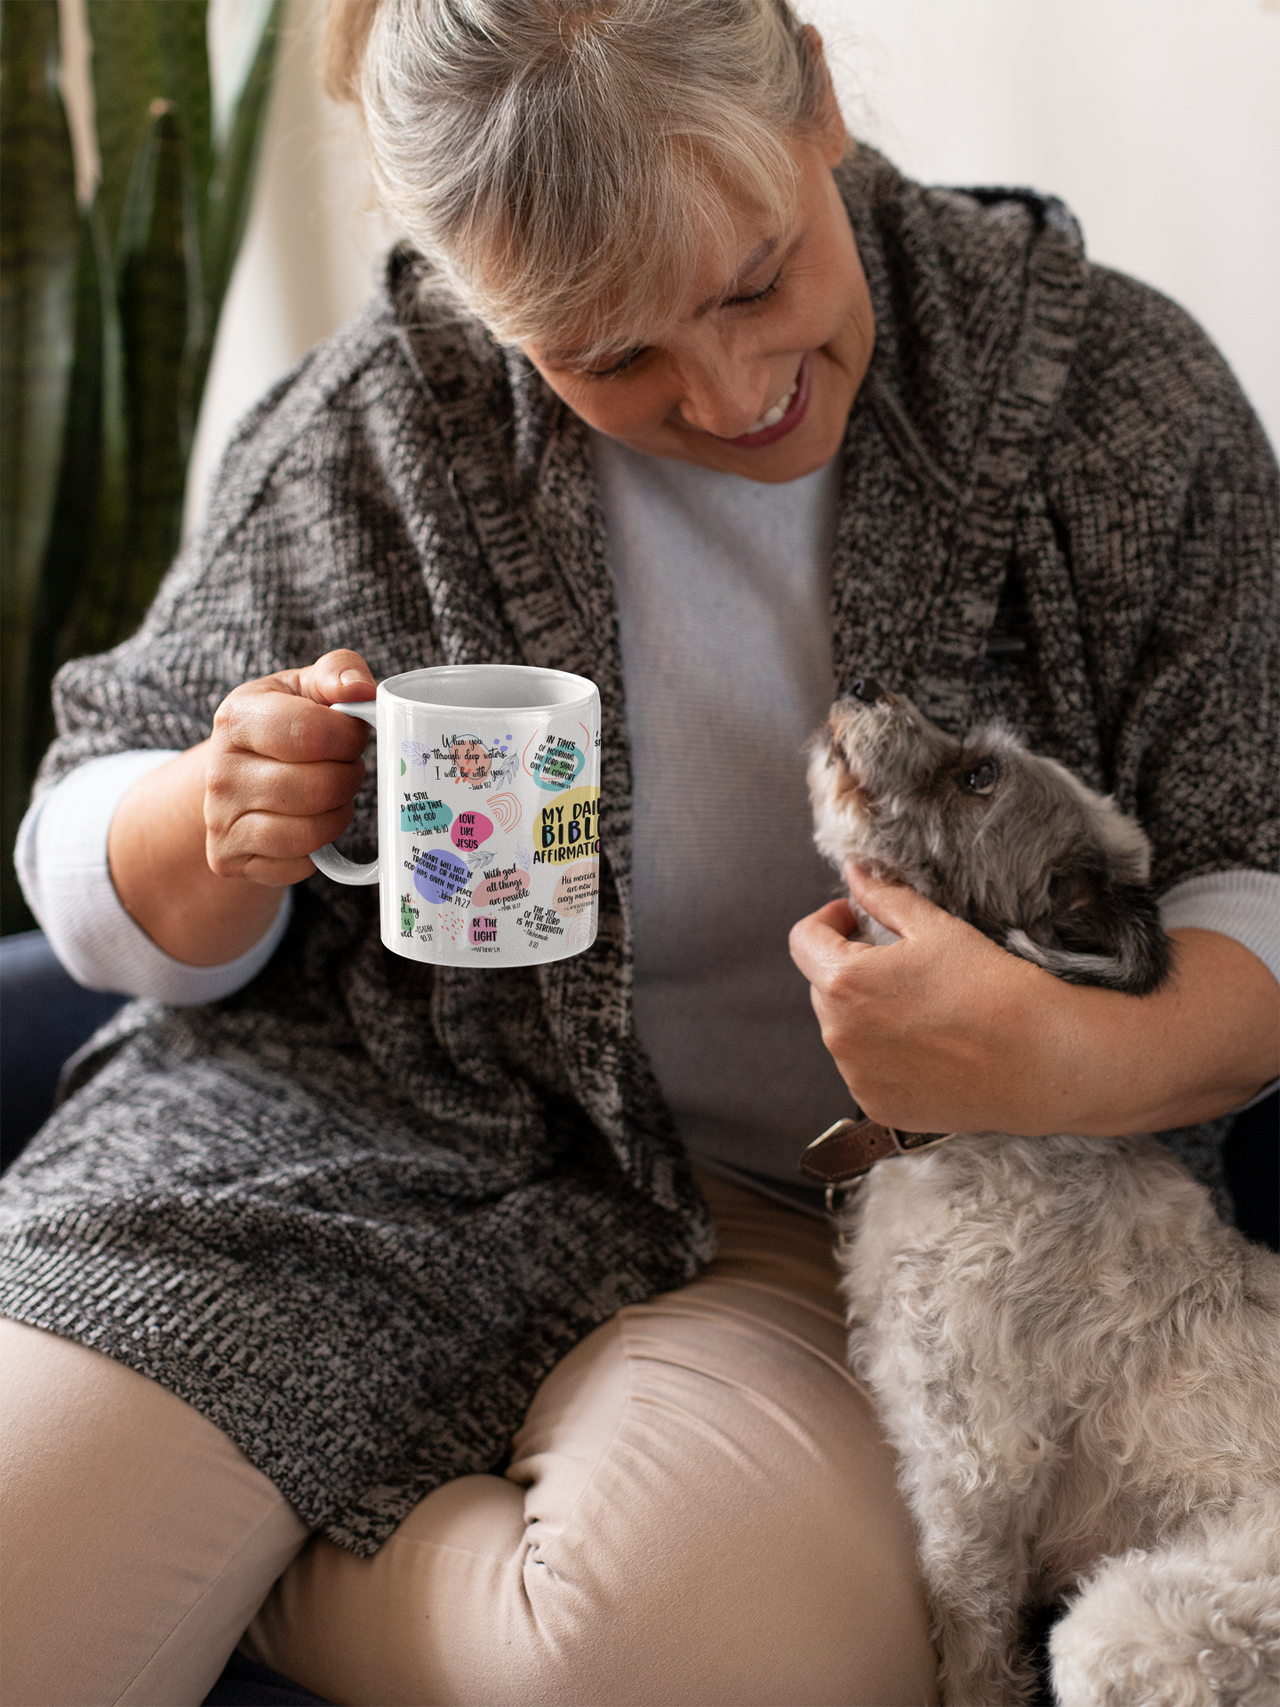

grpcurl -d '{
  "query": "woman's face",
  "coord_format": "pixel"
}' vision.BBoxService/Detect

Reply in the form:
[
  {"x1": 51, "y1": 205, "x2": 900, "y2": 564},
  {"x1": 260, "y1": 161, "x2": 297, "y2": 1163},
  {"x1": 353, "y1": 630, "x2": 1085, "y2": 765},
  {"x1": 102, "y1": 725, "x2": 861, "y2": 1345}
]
[{"x1": 520, "y1": 130, "x2": 874, "y2": 485}]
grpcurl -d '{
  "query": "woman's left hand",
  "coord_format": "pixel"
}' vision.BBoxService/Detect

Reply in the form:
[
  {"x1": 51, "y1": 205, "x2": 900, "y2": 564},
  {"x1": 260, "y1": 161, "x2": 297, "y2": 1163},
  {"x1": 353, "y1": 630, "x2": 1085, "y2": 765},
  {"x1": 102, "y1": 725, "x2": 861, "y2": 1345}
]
[{"x1": 788, "y1": 864, "x2": 1279, "y2": 1138}]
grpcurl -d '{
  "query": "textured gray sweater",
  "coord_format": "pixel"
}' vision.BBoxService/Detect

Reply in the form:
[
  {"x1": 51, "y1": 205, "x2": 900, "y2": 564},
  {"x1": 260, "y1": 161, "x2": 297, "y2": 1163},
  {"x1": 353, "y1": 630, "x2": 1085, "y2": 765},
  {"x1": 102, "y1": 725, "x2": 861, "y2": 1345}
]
[{"x1": 1, "y1": 149, "x2": 1275, "y2": 1555}]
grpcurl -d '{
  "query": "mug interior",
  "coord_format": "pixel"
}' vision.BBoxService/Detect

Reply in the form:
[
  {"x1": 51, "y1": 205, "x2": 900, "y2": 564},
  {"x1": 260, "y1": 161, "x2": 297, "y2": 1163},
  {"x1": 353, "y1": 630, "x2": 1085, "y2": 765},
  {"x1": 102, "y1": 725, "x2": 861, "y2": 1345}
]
[{"x1": 384, "y1": 665, "x2": 594, "y2": 712}]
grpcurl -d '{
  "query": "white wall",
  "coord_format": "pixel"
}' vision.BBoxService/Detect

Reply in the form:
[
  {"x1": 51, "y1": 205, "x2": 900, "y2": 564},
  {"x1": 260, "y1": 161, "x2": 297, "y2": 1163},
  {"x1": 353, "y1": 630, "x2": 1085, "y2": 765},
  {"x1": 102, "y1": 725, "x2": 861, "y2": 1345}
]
[
  {"x1": 186, "y1": 0, "x2": 1280, "y2": 535},
  {"x1": 813, "y1": 0, "x2": 1280, "y2": 446}
]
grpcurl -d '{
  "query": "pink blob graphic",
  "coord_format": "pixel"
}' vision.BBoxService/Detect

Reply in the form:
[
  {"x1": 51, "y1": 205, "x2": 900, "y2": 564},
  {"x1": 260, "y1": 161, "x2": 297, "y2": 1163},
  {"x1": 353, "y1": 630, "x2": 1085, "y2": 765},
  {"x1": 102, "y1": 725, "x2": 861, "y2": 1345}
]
[
  {"x1": 472, "y1": 868, "x2": 530, "y2": 911},
  {"x1": 469, "y1": 914, "x2": 499, "y2": 947},
  {"x1": 450, "y1": 810, "x2": 493, "y2": 852}
]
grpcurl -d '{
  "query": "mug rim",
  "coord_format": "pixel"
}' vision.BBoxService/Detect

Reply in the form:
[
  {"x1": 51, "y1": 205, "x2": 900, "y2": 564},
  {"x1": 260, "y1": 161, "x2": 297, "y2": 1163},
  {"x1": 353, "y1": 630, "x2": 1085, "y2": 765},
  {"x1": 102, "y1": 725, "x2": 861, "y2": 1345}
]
[{"x1": 378, "y1": 664, "x2": 598, "y2": 714}]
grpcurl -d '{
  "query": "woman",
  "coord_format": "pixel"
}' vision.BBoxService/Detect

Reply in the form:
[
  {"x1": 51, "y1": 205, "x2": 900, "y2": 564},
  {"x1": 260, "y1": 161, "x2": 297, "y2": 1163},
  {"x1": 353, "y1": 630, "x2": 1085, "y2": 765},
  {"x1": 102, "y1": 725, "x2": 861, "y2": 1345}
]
[{"x1": 2, "y1": 2, "x2": 1276, "y2": 1703}]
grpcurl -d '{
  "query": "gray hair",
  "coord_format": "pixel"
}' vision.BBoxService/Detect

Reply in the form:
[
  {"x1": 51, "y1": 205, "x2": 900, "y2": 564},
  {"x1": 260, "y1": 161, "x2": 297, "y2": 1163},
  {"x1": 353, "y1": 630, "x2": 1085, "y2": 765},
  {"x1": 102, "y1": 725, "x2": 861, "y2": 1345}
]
[{"x1": 328, "y1": 0, "x2": 834, "y2": 357}]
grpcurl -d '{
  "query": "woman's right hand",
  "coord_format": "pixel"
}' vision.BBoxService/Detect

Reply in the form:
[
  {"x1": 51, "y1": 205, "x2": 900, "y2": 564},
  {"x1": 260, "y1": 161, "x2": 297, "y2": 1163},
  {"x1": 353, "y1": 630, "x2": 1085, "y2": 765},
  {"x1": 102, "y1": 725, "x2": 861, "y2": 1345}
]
[
  {"x1": 204, "y1": 649, "x2": 376, "y2": 885},
  {"x1": 107, "y1": 650, "x2": 376, "y2": 966}
]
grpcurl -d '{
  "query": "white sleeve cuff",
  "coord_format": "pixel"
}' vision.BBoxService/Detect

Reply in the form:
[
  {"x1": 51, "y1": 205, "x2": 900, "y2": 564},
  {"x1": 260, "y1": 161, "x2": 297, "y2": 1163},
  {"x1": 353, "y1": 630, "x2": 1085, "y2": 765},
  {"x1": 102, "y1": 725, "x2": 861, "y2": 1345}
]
[
  {"x1": 1159, "y1": 869, "x2": 1280, "y2": 987},
  {"x1": 1159, "y1": 869, "x2": 1279, "y2": 1113},
  {"x1": 15, "y1": 750, "x2": 292, "y2": 1005}
]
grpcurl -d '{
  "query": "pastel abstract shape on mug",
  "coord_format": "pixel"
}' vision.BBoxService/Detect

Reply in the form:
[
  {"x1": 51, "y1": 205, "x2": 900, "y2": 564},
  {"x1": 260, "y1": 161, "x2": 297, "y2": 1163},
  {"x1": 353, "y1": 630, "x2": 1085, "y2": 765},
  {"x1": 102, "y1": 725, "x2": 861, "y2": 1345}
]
[
  {"x1": 450, "y1": 811, "x2": 493, "y2": 852},
  {"x1": 536, "y1": 786, "x2": 600, "y2": 855},
  {"x1": 469, "y1": 914, "x2": 499, "y2": 946},
  {"x1": 488, "y1": 792, "x2": 521, "y2": 833},
  {"x1": 524, "y1": 731, "x2": 586, "y2": 792},
  {"x1": 563, "y1": 915, "x2": 592, "y2": 954},
  {"x1": 451, "y1": 738, "x2": 492, "y2": 786},
  {"x1": 414, "y1": 846, "x2": 470, "y2": 905},
  {"x1": 552, "y1": 862, "x2": 598, "y2": 917},
  {"x1": 401, "y1": 797, "x2": 453, "y2": 836},
  {"x1": 472, "y1": 866, "x2": 531, "y2": 911}
]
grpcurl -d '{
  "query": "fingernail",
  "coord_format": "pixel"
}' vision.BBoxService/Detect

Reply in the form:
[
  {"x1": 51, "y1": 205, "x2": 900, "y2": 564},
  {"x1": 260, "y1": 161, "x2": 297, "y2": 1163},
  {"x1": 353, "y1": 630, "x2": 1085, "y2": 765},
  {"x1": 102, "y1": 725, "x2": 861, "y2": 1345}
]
[{"x1": 339, "y1": 670, "x2": 366, "y2": 686}]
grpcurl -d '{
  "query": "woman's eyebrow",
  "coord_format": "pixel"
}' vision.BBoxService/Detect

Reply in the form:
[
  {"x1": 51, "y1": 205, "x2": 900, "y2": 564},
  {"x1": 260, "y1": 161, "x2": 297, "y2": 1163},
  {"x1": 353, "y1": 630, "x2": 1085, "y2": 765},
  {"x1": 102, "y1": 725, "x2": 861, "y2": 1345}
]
[
  {"x1": 691, "y1": 237, "x2": 780, "y2": 318},
  {"x1": 541, "y1": 234, "x2": 790, "y2": 366}
]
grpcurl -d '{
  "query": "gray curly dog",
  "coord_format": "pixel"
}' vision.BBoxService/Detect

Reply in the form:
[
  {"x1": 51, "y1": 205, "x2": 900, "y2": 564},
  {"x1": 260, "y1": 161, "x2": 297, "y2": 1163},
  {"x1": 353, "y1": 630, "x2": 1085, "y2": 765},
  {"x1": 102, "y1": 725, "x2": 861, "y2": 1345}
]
[{"x1": 806, "y1": 681, "x2": 1280, "y2": 1707}]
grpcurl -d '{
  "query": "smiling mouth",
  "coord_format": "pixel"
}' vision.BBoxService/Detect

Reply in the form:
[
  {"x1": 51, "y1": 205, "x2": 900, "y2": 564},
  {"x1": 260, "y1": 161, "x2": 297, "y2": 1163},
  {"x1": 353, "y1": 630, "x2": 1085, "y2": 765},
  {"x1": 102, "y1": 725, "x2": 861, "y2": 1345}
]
[
  {"x1": 719, "y1": 354, "x2": 812, "y2": 448},
  {"x1": 744, "y1": 379, "x2": 797, "y2": 432}
]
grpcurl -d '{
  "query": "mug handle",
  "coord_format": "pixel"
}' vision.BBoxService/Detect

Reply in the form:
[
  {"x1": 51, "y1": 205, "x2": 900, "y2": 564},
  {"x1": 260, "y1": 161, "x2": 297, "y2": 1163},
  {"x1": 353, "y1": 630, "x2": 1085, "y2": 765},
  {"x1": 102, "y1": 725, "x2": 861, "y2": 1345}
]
[{"x1": 310, "y1": 701, "x2": 380, "y2": 886}]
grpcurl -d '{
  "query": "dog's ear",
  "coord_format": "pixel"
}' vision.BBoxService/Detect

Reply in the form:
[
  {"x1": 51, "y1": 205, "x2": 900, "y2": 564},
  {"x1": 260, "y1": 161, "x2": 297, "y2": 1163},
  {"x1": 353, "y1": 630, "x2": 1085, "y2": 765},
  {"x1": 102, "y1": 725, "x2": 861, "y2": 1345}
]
[{"x1": 1005, "y1": 880, "x2": 1172, "y2": 994}]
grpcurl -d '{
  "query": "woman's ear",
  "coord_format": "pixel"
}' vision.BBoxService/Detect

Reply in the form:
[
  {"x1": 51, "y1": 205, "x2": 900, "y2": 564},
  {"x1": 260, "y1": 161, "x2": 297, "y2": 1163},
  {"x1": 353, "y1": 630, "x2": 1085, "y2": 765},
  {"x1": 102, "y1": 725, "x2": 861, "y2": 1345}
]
[{"x1": 799, "y1": 25, "x2": 848, "y2": 166}]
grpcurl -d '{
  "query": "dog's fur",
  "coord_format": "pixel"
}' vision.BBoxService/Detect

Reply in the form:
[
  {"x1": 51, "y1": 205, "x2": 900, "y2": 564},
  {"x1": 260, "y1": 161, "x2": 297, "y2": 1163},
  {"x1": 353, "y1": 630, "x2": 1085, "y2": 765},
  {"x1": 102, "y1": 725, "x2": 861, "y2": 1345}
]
[{"x1": 808, "y1": 681, "x2": 1280, "y2": 1707}]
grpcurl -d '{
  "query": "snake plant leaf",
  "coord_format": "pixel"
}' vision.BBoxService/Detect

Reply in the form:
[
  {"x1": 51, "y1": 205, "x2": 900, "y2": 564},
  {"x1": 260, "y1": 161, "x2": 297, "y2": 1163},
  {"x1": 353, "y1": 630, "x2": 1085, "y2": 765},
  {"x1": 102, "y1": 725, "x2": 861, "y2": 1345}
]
[
  {"x1": 151, "y1": 1, "x2": 212, "y2": 254},
  {"x1": 21, "y1": 210, "x2": 107, "y2": 789},
  {"x1": 196, "y1": 0, "x2": 283, "y2": 403},
  {"x1": 43, "y1": 199, "x2": 126, "y2": 670},
  {"x1": 2, "y1": 0, "x2": 283, "y2": 934},
  {"x1": 0, "y1": 0, "x2": 80, "y2": 930},
  {"x1": 114, "y1": 101, "x2": 199, "y2": 637},
  {"x1": 85, "y1": 0, "x2": 163, "y2": 263}
]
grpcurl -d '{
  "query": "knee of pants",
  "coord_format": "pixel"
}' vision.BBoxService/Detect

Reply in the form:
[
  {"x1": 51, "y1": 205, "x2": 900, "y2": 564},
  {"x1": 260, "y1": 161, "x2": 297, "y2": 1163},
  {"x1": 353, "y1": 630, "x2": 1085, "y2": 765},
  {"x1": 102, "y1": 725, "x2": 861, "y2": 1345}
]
[
  {"x1": 252, "y1": 1286, "x2": 939, "y2": 1707},
  {"x1": 0, "y1": 1318, "x2": 309, "y2": 1707}
]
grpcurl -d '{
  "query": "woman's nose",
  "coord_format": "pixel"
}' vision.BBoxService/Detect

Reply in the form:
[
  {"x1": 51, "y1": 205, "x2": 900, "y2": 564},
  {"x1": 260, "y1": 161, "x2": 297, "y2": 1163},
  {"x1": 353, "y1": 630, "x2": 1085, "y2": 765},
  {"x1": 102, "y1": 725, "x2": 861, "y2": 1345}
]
[{"x1": 674, "y1": 359, "x2": 773, "y2": 440}]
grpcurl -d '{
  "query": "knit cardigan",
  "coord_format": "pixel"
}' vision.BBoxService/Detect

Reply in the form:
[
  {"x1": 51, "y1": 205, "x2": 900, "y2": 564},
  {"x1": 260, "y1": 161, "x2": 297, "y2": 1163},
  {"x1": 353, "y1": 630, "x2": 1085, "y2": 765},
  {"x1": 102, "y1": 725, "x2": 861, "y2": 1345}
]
[{"x1": 2, "y1": 149, "x2": 1275, "y2": 1555}]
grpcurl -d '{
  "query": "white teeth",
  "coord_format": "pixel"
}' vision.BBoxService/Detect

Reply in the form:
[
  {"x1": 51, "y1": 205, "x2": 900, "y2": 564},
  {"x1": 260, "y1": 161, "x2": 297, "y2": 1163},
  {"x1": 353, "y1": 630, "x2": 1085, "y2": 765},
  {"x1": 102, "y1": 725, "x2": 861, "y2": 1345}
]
[{"x1": 742, "y1": 378, "x2": 797, "y2": 434}]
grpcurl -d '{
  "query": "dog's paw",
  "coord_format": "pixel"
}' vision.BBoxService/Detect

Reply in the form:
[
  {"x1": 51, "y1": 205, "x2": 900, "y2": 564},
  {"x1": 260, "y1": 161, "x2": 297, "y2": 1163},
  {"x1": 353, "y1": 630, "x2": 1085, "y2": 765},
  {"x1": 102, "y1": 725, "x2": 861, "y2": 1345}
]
[{"x1": 1050, "y1": 1540, "x2": 1280, "y2": 1707}]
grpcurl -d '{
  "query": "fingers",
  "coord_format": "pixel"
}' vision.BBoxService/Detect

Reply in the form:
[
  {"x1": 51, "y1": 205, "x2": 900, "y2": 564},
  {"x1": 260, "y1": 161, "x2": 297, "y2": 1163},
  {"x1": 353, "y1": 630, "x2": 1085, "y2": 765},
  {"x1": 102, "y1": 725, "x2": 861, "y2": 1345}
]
[
  {"x1": 205, "y1": 752, "x2": 366, "y2": 837},
  {"x1": 213, "y1": 656, "x2": 375, "y2": 765},
  {"x1": 206, "y1": 800, "x2": 358, "y2": 884},
  {"x1": 844, "y1": 862, "x2": 949, "y2": 939},
  {"x1": 298, "y1": 649, "x2": 377, "y2": 707},
  {"x1": 204, "y1": 651, "x2": 376, "y2": 879},
  {"x1": 790, "y1": 872, "x2": 954, "y2": 990},
  {"x1": 788, "y1": 898, "x2": 870, "y2": 978},
  {"x1": 240, "y1": 650, "x2": 377, "y2": 707},
  {"x1": 790, "y1": 864, "x2": 1060, "y2": 1131},
  {"x1": 212, "y1": 690, "x2": 368, "y2": 765}
]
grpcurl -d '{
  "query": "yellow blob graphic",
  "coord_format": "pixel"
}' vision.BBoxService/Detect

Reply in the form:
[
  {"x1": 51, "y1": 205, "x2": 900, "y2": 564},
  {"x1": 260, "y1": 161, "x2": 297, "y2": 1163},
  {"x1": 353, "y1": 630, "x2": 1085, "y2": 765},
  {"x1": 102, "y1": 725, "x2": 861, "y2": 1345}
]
[{"x1": 534, "y1": 786, "x2": 600, "y2": 863}]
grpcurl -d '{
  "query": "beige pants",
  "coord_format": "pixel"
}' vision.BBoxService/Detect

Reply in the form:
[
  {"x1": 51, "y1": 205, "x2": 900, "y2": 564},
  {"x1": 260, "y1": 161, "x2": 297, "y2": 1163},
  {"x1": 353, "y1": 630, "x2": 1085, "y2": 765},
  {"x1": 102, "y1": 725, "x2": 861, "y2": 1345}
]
[{"x1": 1, "y1": 1175, "x2": 938, "y2": 1707}]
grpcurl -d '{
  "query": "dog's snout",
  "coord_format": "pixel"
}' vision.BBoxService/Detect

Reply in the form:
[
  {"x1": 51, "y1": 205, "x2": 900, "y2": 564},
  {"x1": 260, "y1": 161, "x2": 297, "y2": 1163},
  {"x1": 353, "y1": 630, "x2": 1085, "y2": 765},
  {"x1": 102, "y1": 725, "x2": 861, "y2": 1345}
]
[{"x1": 850, "y1": 677, "x2": 890, "y2": 706}]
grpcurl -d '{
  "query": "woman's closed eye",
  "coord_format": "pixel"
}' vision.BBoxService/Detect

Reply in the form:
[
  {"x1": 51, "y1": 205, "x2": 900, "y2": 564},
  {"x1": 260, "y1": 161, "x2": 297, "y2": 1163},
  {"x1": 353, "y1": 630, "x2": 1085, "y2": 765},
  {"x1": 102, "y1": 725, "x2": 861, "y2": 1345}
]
[
  {"x1": 584, "y1": 345, "x2": 649, "y2": 379},
  {"x1": 722, "y1": 268, "x2": 783, "y2": 309},
  {"x1": 580, "y1": 267, "x2": 787, "y2": 379}
]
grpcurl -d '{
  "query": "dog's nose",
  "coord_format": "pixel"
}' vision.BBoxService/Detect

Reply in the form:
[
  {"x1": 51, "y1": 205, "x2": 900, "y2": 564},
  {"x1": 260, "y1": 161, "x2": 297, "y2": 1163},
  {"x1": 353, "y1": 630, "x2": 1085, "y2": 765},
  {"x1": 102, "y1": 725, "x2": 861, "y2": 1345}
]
[{"x1": 850, "y1": 677, "x2": 889, "y2": 705}]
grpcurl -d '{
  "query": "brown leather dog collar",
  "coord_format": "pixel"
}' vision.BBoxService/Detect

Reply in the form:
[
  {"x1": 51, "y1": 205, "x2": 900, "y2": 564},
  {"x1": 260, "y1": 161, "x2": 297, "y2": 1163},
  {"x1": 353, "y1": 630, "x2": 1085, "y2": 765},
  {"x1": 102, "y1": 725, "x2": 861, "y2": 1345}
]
[{"x1": 801, "y1": 1117, "x2": 959, "y2": 1213}]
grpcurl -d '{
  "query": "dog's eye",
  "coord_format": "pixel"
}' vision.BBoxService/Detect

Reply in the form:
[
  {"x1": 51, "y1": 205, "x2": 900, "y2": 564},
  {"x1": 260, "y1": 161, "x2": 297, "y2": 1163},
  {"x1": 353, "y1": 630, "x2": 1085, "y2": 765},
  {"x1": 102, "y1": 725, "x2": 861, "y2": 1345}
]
[{"x1": 960, "y1": 759, "x2": 999, "y2": 795}]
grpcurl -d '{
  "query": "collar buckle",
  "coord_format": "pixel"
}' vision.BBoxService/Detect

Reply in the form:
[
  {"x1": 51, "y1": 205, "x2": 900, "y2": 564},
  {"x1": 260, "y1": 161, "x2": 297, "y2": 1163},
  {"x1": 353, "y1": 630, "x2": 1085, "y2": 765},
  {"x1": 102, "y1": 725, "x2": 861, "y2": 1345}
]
[{"x1": 801, "y1": 1116, "x2": 959, "y2": 1197}]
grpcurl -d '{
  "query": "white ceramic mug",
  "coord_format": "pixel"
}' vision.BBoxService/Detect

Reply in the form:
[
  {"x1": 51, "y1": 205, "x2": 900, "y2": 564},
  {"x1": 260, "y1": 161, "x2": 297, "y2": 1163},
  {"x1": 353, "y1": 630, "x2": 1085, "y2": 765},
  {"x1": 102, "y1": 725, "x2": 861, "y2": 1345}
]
[{"x1": 313, "y1": 665, "x2": 601, "y2": 967}]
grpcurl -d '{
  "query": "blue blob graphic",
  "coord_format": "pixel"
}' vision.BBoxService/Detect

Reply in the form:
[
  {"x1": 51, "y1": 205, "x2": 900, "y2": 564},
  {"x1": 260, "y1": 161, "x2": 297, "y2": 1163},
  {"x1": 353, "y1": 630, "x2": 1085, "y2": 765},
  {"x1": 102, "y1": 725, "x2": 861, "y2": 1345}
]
[
  {"x1": 400, "y1": 798, "x2": 452, "y2": 836},
  {"x1": 532, "y1": 744, "x2": 585, "y2": 791},
  {"x1": 414, "y1": 846, "x2": 470, "y2": 905}
]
